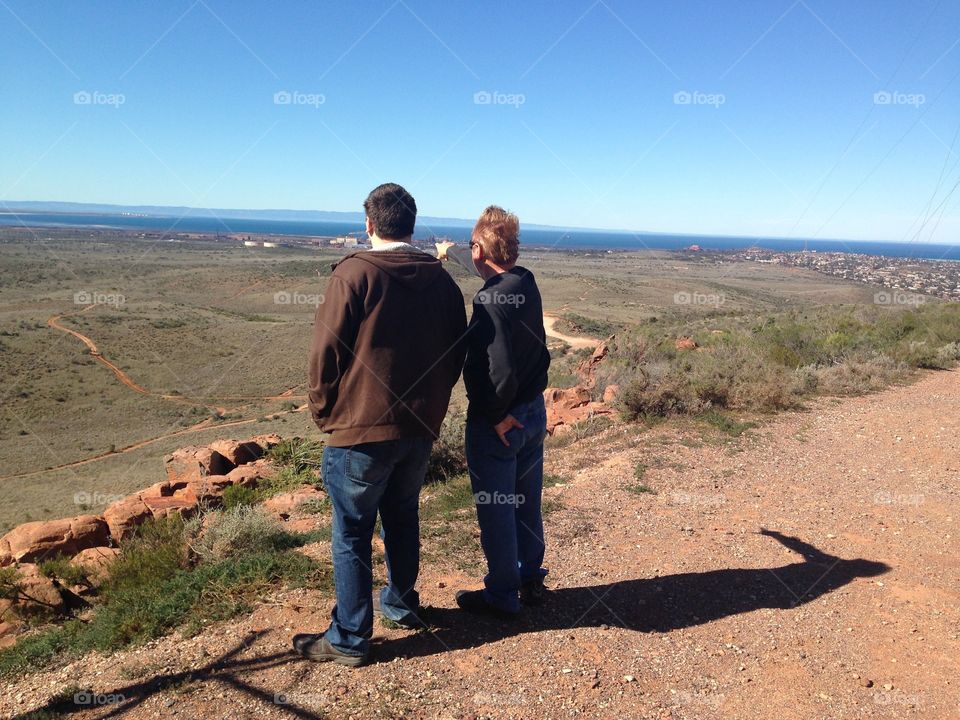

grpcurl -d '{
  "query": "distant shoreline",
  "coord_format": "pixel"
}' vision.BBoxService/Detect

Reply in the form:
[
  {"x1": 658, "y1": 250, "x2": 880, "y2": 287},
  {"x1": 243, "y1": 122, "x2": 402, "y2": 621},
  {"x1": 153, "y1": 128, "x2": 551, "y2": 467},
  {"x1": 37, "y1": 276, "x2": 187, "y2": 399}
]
[{"x1": 0, "y1": 211, "x2": 957, "y2": 262}]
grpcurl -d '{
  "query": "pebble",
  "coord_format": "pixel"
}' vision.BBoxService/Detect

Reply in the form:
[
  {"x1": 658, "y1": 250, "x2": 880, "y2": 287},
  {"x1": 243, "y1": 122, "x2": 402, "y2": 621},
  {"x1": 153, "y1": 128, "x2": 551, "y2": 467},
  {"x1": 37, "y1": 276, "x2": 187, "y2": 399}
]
[{"x1": 623, "y1": 675, "x2": 636, "y2": 683}]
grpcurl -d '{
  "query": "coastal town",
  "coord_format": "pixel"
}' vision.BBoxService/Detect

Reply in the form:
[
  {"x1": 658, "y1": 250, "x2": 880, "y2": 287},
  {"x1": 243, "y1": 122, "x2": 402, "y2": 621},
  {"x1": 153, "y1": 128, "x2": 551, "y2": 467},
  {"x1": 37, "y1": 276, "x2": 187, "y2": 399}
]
[{"x1": 720, "y1": 248, "x2": 960, "y2": 302}]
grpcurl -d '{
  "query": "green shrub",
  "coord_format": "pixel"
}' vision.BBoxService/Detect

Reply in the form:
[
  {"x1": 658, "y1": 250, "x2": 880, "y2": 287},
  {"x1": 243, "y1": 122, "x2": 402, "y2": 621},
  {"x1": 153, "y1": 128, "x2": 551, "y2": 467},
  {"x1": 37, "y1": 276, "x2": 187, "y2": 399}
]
[
  {"x1": 426, "y1": 414, "x2": 467, "y2": 483},
  {"x1": 192, "y1": 506, "x2": 307, "y2": 562},
  {"x1": 267, "y1": 437, "x2": 324, "y2": 475},
  {"x1": 38, "y1": 556, "x2": 91, "y2": 589},
  {"x1": 0, "y1": 513, "x2": 327, "y2": 676}
]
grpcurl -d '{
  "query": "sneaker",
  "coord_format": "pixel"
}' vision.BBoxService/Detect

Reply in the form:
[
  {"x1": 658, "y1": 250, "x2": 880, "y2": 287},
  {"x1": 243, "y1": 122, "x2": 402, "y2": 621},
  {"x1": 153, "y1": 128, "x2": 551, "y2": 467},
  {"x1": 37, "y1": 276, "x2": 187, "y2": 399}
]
[
  {"x1": 455, "y1": 589, "x2": 519, "y2": 620},
  {"x1": 521, "y1": 577, "x2": 549, "y2": 607},
  {"x1": 291, "y1": 634, "x2": 367, "y2": 667},
  {"x1": 373, "y1": 595, "x2": 430, "y2": 630}
]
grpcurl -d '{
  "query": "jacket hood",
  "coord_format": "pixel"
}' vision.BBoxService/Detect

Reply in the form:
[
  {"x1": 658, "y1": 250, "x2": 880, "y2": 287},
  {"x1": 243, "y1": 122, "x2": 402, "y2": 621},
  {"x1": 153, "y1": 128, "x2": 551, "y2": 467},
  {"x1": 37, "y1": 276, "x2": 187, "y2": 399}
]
[{"x1": 334, "y1": 249, "x2": 444, "y2": 290}]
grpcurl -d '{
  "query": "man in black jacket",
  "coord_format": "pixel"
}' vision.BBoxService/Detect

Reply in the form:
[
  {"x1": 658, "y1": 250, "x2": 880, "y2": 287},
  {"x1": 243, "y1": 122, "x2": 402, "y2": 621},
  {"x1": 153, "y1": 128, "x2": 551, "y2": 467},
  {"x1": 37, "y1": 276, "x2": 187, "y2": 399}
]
[{"x1": 440, "y1": 206, "x2": 551, "y2": 617}]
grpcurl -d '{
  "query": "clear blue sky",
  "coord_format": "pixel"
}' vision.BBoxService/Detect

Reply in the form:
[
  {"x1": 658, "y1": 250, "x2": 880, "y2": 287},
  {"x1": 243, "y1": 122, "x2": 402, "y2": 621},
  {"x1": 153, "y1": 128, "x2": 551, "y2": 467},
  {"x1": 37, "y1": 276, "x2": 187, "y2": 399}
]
[{"x1": 2, "y1": 0, "x2": 959, "y2": 242}]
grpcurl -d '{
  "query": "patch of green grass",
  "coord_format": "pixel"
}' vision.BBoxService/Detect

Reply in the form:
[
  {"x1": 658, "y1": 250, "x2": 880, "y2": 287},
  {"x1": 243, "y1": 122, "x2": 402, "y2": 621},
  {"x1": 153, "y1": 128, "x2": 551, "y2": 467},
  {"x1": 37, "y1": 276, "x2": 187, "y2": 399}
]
[
  {"x1": 699, "y1": 410, "x2": 758, "y2": 437},
  {"x1": 543, "y1": 473, "x2": 568, "y2": 488},
  {"x1": 267, "y1": 437, "x2": 324, "y2": 475},
  {"x1": 0, "y1": 513, "x2": 329, "y2": 678}
]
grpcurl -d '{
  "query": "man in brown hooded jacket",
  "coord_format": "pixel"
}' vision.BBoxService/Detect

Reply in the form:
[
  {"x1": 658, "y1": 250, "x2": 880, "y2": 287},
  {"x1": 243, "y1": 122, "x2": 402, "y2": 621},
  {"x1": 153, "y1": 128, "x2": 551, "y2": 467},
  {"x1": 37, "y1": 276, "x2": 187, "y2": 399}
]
[{"x1": 294, "y1": 183, "x2": 466, "y2": 666}]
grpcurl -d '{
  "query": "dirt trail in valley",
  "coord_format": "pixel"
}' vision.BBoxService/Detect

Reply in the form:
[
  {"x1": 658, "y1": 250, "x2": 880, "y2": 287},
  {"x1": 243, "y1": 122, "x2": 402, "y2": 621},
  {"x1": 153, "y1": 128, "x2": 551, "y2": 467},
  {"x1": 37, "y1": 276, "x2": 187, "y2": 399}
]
[
  {"x1": 8, "y1": 367, "x2": 958, "y2": 719},
  {"x1": 543, "y1": 311, "x2": 600, "y2": 349}
]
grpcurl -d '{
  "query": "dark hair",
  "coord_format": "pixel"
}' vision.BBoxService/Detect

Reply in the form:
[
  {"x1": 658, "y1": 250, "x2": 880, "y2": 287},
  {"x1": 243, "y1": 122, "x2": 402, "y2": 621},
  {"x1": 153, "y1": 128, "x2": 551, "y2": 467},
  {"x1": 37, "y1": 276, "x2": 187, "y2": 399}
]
[{"x1": 363, "y1": 183, "x2": 417, "y2": 240}]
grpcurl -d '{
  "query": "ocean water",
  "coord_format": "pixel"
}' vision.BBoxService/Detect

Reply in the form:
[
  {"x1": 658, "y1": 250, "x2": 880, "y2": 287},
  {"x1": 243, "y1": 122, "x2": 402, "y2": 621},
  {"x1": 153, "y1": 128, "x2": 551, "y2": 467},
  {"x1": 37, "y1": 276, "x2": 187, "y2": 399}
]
[{"x1": 1, "y1": 211, "x2": 957, "y2": 262}]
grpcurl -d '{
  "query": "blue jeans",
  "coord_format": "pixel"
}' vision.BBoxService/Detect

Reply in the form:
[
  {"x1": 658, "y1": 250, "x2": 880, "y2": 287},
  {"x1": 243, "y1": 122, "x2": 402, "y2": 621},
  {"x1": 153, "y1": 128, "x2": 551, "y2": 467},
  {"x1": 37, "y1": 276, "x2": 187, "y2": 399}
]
[
  {"x1": 321, "y1": 437, "x2": 433, "y2": 656},
  {"x1": 465, "y1": 395, "x2": 549, "y2": 613}
]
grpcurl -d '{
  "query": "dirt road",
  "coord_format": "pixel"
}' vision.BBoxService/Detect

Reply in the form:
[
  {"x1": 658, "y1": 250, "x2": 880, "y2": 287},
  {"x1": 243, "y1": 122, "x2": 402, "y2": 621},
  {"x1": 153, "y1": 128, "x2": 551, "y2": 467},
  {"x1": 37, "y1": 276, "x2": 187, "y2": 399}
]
[{"x1": 543, "y1": 312, "x2": 599, "y2": 349}]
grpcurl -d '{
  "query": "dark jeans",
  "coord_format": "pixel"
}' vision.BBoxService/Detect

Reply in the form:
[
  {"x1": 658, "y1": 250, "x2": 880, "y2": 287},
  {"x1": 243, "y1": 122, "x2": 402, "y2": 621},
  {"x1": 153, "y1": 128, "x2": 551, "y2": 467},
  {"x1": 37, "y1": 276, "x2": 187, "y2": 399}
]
[
  {"x1": 321, "y1": 437, "x2": 433, "y2": 656},
  {"x1": 465, "y1": 395, "x2": 548, "y2": 613}
]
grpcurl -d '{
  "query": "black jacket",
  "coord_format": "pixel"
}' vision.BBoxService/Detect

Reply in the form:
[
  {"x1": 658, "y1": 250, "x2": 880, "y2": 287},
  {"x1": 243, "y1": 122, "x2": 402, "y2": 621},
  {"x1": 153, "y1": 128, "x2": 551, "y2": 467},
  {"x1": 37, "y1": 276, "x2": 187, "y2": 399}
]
[{"x1": 463, "y1": 267, "x2": 551, "y2": 423}]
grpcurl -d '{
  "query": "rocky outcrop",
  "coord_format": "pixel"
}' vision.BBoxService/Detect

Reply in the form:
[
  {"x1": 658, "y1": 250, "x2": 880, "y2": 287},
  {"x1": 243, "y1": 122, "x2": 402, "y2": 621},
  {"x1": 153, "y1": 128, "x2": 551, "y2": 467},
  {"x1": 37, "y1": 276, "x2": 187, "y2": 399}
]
[
  {"x1": 163, "y1": 446, "x2": 235, "y2": 484},
  {"x1": 208, "y1": 439, "x2": 264, "y2": 466},
  {"x1": 543, "y1": 386, "x2": 614, "y2": 435},
  {"x1": 543, "y1": 337, "x2": 617, "y2": 435},
  {"x1": 0, "y1": 435, "x2": 288, "y2": 648},
  {"x1": 70, "y1": 547, "x2": 120, "y2": 587},
  {"x1": 263, "y1": 487, "x2": 326, "y2": 518},
  {"x1": 0, "y1": 516, "x2": 109, "y2": 566}
]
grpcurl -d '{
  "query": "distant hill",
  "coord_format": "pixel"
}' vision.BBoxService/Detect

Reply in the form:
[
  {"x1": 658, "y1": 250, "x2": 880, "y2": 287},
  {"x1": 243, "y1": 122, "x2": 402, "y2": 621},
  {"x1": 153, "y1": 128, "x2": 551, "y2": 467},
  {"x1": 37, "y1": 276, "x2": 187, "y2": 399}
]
[{"x1": 2, "y1": 200, "x2": 635, "y2": 234}]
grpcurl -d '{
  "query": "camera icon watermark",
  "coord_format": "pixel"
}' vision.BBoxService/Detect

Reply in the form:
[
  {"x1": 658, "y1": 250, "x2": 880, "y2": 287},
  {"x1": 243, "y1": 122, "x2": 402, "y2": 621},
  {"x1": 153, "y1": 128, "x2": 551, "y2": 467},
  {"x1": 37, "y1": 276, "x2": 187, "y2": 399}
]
[
  {"x1": 74, "y1": 691, "x2": 124, "y2": 706},
  {"x1": 473, "y1": 90, "x2": 526, "y2": 108},
  {"x1": 873, "y1": 90, "x2": 925, "y2": 108},
  {"x1": 274, "y1": 290, "x2": 325, "y2": 306},
  {"x1": 73, "y1": 90, "x2": 126, "y2": 108},
  {"x1": 73, "y1": 290, "x2": 125, "y2": 307},
  {"x1": 274, "y1": 692, "x2": 323, "y2": 708},
  {"x1": 673, "y1": 90, "x2": 725, "y2": 108},
  {"x1": 873, "y1": 290, "x2": 925, "y2": 306},
  {"x1": 673, "y1": 290, "x2": 725, "y2": 308},
  {"x1": 273, "y1": 90, "x2": 326, "y2": 108},
  {"x1": 474, "y1": 490, "x2": 525, "y2": 506}
]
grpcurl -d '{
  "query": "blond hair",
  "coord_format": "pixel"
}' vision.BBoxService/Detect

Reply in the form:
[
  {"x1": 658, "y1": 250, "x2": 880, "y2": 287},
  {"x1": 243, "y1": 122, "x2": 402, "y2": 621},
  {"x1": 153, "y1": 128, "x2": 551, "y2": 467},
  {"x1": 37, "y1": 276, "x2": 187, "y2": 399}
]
[{"x1": 472, "y1": 205, "x2": 519, "y2": 265}]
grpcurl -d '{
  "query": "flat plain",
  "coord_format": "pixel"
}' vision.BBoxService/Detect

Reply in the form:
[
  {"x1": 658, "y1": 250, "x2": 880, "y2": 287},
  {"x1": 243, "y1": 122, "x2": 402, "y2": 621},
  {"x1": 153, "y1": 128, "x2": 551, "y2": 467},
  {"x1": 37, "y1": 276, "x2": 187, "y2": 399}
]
[{"x1": 0, "y1": 229, "x2": 882, "y2": 532}]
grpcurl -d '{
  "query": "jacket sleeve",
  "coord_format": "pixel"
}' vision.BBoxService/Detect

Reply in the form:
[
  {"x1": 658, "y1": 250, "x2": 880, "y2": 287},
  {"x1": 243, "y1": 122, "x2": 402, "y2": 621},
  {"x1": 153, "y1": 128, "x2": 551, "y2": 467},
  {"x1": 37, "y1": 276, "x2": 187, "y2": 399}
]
[
  {"x1": 467, "y1": 296, "x2": 518, "y2": 424},
  {"x1": 307, "y1": 274, "x2": 363, "y2": 430},
  {"x1": 445, "y1": 245, "x2": 482, "y2": 278}
]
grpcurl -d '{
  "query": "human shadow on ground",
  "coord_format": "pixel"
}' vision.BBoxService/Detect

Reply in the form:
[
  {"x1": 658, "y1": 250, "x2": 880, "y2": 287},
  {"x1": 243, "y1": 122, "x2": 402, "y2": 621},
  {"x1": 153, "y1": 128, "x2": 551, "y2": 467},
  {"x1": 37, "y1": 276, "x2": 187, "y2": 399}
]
[
  {"x1": 375, "y1": 529, "x2": 890, "y2": 661},
  {"x1": 13, "y1": 630, "x2": 321, "y2": 720}
]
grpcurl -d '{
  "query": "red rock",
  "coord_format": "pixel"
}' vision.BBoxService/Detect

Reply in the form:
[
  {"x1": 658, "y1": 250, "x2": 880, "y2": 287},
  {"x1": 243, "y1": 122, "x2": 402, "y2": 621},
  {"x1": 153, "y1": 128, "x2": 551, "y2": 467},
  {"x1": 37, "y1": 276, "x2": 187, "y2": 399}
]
[
  {"x1": 263, "y1": 487, "x2": 326, "y2": 517},
  {"x1": 70, "y1": 546, "x2": 120, "y2": 586},
  {"x1": 226, "y1": 462, "x2": 272, "y2": 488},
  {"x1": 0, "y1": 620, "x2": 18, "y2": 649},
  {"x1": 576, "y1": 342, "x2": 610, "y2": 388},
  {"x1": 163, "y1": 446, "x2": 234, "y2": 484},
  {"x1": 208, "y1": 439, "x2": 264, "y2": 466},
  {"x1": 0, "y1": 515, "x2": 109, "y2": 565},
  {"x1": 544, "y1": 386, "x2": 592, "y2": 412},
  {"x1": 9, "y1": 563, "x2": 65, "y2": 616},
  {"x1": 103, "y1": 496, "x2": 153, "y2": 542},
  {"x1": 250, "y1": 433, "x2": 283, "y2": 451}
]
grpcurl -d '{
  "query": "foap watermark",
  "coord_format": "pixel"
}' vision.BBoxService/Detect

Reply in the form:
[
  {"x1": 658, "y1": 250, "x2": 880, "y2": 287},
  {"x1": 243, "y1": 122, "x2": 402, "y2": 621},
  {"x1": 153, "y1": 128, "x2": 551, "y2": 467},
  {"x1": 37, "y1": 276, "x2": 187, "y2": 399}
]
[
  {"x1": 74, "y1": 490, "x2": 125, "y2": 507},
  {"x1": 873, "y1": 491, "x2": 924, "y2": 507},
  {"x1": 873, "y1": 90, "x2": 925, "y2": 108},
  {"x1": 874, "y1": 290, "x2": 925, "y2": 306},
  {"x1": 674, "y1": 90, "x2": 725, "y2": 108},
  {"x1": 873, "y1": 690, "x2": 924, "y2": 708},
  {"x1": 662, "y1": 491, "x2": 725, "y2": 507},
  {"x1": 674, "y1": 290, "x2": 725, "y2": 308},
  {"x1": 274, "y1": 692, "x2": 323, "y2": 709},
  {"x1": 274, "y1": 290, "x2": 325, "y2": 306},
  {"x1": 473, "y1": 90, "x2": 525, "y2": 108},
  {"x1": 474, "y1": 490, "x2": 525, "y2": 506},
  {"x1": 473, "y1": 691, "x2": 527, "y2": 707},
  {"x1": 74, "y1": 290, "x2": 125, "y2": 307},
  {"x1": 273, "y1": 90, "x2": 326, "y2": 108},
  {"x1": 672, "y1": 690, "x2": 726, "y2": 709},
  {"x1": 74, "y1": 691, "x2": 125, "y2": 707},
  {"x1": 477, "y1": 290, "x2": 526, "y2": 307},
  {"x1": 73, "y1": 90, "x2": 126, "y2": 107}
]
